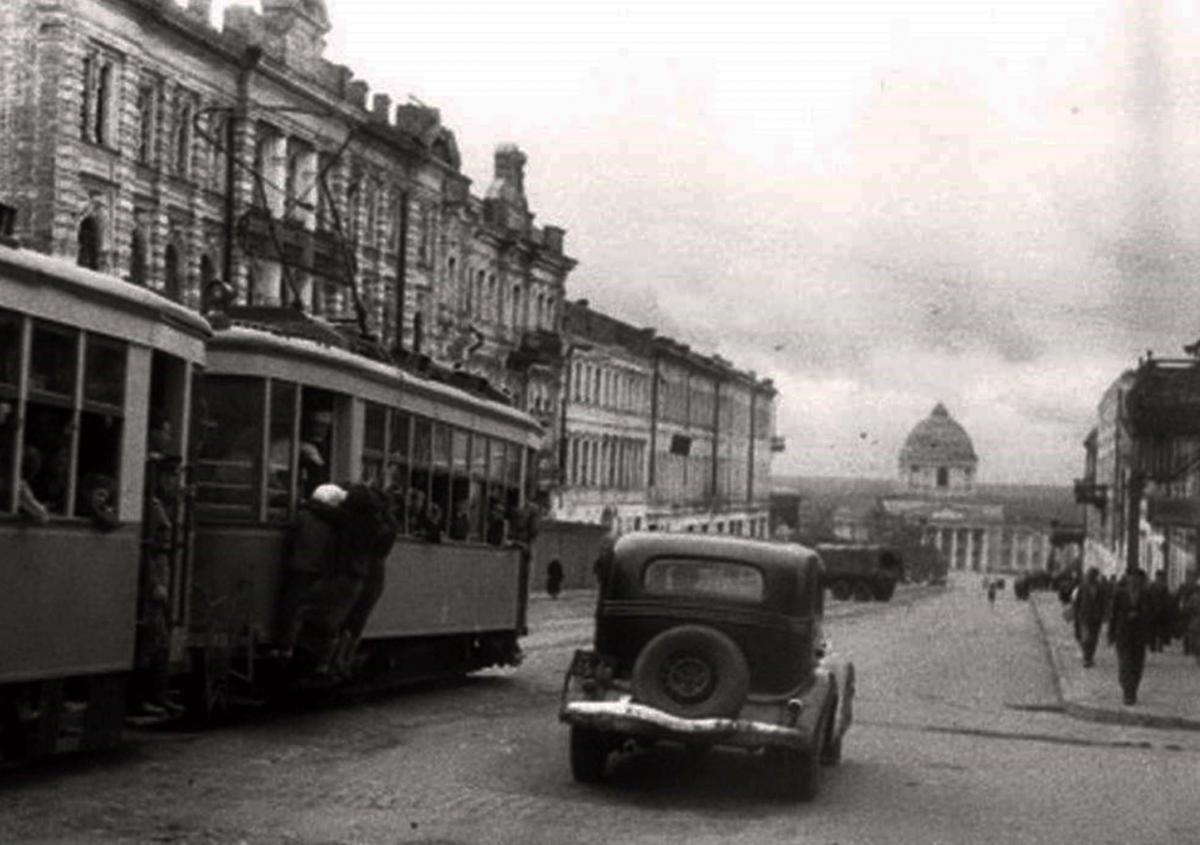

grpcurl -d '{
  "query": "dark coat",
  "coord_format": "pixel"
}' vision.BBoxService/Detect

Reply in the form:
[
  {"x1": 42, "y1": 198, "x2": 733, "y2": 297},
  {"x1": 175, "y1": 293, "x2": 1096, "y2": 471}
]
[
  {"x1": 1074, "y1": 578, "x2": 1108, "y2": 631},
  {"x1": 1108, "y1": 582, "x2": 1156, "y2": 647},
  {"x1": 285, "y1": 502, "x2": 340, "y2": 575}
]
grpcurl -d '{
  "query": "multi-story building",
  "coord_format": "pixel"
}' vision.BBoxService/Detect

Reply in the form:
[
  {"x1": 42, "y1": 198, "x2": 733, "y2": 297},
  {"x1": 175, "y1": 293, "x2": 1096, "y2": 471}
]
[
  {"x1": 0, "y1": 0, "x2": 573, "y2": 422},
  {"x1": 555, "y1": 299, "x2": 655, "y2": 529},
  {"x1": 1079, "y1": 358, "x2": 1200, "y2": 587},
  {"x1": 551, "y1": 299, "x2": 779, "y2": 536}
]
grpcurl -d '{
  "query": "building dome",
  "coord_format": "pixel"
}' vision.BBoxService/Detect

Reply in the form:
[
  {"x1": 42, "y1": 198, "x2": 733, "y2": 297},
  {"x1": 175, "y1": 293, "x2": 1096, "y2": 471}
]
[
  {"x1": 898, "y1": 403, "x2": 977, "y2": 494},
  {"x1": 900, "y1": 403, "x2": 977, "y2": 466}
]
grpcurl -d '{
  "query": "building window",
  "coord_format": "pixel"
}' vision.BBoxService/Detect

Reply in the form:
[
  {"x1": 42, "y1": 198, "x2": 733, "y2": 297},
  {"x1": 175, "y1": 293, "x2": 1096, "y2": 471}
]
[
  {"x1": 129, "y1": 229, "x2": 146, "y2": 285},
  {"x1": 77, "y1": 216, "x2": 101, "y2": 270},
  {"x1": 936, "y1": 466, "x2": 949, "y2": 488},
  {"x1": 81, "y1": 50, "x2": 117, "y2": 146},
  {"x1": 173, "y1": 93, "x2": 194, "y2": 177},
  {"x1": 511, "y1": 285, "x2": 522, "y2": 328},
  {"x1": 136, "y1": 82, "x2": 157, "y2": 165},
  {"x1": 163, "y1": 242, "x2": 182, "y2": 301}
]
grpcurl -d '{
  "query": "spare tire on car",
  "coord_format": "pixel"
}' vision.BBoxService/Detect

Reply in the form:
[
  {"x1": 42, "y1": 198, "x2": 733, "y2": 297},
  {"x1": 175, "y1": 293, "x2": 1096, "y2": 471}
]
[{"x1": 631, "y1": 625, "x2": 750, "y2": 719}]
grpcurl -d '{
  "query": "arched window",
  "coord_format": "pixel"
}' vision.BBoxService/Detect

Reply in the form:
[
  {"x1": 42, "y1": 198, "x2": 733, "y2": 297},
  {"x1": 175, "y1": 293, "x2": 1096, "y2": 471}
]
[
  {"x1": 129, "y1": 229, "x2": 147, "y2": 285},
  {"x1": 77, "y1": 215, "x2": 101, "y2": 270},
  {"x1": 475, "y1": 270, "x2": 486, "y2": 318},
  {"x1": 936, "y1": 466, "x2": 949, "y2": 488},
  {"x1": 488, "y1": 274, "x2": 498, "y2": 322},
  {"x1": 199, "y1": 254, "x2": 215, "y2": 311},
  {"x1": 163, "y1": 242, "x2": 181, "y2": 301},
  {"x1": 511, "y1": 285, "x2": 522, "y2": 328}
]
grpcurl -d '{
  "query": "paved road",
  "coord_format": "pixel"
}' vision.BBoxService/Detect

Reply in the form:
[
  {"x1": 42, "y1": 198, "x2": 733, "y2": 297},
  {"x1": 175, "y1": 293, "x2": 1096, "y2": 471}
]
[{"x1": 2, "y1": 576, "x2": 1199, "y2": 844}]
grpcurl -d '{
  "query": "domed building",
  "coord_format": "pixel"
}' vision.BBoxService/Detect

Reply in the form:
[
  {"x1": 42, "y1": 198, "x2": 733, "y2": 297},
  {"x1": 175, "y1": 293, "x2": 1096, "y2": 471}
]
[
  {"x1": 877, "y1": 402, "x2": 1074, "y2": 574},
  {"x1": 898, "y1": 403, "x2": 978, "y2": 494}
]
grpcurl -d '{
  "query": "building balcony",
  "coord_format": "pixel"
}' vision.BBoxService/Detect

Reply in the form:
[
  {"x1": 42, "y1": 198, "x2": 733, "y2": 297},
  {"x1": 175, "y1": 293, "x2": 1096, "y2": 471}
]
[
  {"x1": 1125, "y1": 359, "x2": 1200, "y2": 438},
  {"x1": 506, "y1": 328, "x2": 564, "y2": 371},
  {"x1": 238, "y1": 207, "x2": 348, "y2": 282},
  {"x1": 1073, "y1": 479, "x2": 1108, "y2": 509},
  {"x1": 770, "y1": 435, "x2": 787, "y2": 453}
]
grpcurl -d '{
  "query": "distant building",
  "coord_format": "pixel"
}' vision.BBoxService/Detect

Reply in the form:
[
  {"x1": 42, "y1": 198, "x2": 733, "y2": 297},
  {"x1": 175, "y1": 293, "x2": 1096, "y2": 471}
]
[
  {"x1": 789, "y1": 403, "x2": 1082, "y2": 575},
  {"x1": 553, "y1": 299, "x2": 779, "y2": 537},
  {"x1": 1079, "y1": 357, "x2": 1200, "y2": 588}
]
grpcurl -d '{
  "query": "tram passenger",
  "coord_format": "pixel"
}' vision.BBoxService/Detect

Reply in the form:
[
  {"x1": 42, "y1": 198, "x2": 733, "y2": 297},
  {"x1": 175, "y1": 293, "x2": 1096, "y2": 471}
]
[
  {"x1": 293, "y1": 484, "x2": 389, "y2": 679},
  {"x1": 17, "y1": 446, "x2": 49, "y2": 524},
  {"x1": 298, "y1": 407, "x2": 333, "y2": 499},
  {"x1": 335, "y1": 487, "x2": 399, "y2": 675},
  {"x1": 486, "y1": 497, "x2": 508, "y2": 546},
  {"x1": 132, "y1": 456, "x2": 184, "y2": 717},
  {"x1": 409, "y1": 489, "x2": 442, "y2": 543},
  {"x1": 278, "y1": 483, "x2": 347, "y2": 658}
]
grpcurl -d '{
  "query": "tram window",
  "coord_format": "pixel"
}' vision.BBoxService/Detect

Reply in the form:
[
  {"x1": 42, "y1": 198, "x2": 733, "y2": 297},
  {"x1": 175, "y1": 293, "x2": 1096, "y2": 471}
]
[
  {"x1": 298, "y1": 390, "x2": 334, "y2": 500},
  {"x1": 409, "y1": 417, "x2": 432, "y2": 536},
  {"x1": 363, "y1": 402, "x2": 387, "y2": 488},
  {"x1": 485, "y1": 440, "x2": 507, "y2": 545},
  {"x1": 448, "y1": 428, "x2": 470, "y2": 541},
  {"x1": 23, "y1": 404, "x2": 73, "y2": 515},
  {"x1": 505, "y1": 441, "x2": 522, "y2": 517},
  {"x1": 75, "y1": 411, "x2": 121, "y2": 518},
  {"x1": 386, "y1": 411, "x2": 411, "y2": 531},
  {"x1": 267, "y1": 381, "x2": 298, "y2": 520},
  {"x1": 431, "y1": 423, "x2": 452, "y2": 538},
  {"x1": 470, "y1": 435, "x2": 488, "y2": 542},
  {"x1": 0, "y1": 309, "x2": 20, "y2": 387},
  {"x1": 0, "y1": 399, "x2": 15, "y2": 513},
  {"x1": 193, "y1": 376, "x2": 263, "y2": 519},
  {"x1": 84, "y1": 335, "x2": 127, "y2": 408},
  {"x1": 29, "y1": 323, "x2": 78, "y2": 398}
]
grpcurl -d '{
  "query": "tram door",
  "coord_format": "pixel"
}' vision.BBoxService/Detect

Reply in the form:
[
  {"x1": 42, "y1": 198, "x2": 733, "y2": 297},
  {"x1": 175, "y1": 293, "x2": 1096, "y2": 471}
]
[{"x1": 142, "y1": 352, "x2": 194, "y2": 664}]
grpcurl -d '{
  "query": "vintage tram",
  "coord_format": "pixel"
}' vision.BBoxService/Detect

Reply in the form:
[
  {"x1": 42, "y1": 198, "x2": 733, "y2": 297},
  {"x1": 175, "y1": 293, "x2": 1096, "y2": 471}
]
[
  {"x1": 0, "y1": 239, "x2": 545, "y2": 759},
  {"x1": 188, "y1": 319, "x2": 543, "y2": 718},
  {"x1": 0, "y1": 242, "x2": 209, "y2": 760}
]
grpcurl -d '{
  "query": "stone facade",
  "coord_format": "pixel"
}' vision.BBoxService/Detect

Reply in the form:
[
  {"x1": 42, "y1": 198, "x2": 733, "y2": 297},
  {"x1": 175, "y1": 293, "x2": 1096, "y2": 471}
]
[
  {"x1": 0, "y1": 0, "x2": 574, "y2": 416},
  {"x1": 553, "y1": 299, "x2": 778, "y2": 537}
]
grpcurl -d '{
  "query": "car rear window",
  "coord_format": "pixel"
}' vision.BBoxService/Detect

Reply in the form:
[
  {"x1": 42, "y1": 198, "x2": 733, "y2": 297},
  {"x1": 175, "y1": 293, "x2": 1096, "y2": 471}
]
[{"x1": 643, "y1": 558, "x2": 764, "y2": 602}]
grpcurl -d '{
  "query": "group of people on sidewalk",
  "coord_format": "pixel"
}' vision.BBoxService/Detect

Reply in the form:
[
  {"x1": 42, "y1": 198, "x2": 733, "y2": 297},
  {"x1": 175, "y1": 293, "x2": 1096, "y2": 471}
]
[
  {"x1": 279, "y1": 483, "x2": 399, "y2": 682},
  {"x1": 1069, "y1": 566, "x2": 1200, "y2": 706}
]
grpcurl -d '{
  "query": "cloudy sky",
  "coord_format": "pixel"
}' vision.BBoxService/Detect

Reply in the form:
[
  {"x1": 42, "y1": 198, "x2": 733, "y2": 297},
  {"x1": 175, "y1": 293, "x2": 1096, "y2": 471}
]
[{"x1": 219, "y1": 1, "x2": 1200, "y2": 484}]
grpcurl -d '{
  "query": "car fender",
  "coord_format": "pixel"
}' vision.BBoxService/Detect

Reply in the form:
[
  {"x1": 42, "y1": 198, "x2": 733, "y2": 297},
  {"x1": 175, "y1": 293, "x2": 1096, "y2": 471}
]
[{"x1": 817, "y1": 651, "x2": 855, "y2": 738}]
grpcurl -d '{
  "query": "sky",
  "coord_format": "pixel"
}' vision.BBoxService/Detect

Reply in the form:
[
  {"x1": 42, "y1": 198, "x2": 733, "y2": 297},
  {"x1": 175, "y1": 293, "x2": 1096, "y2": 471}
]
[{"x1": 213, "y1": 1, "x2": 1200, "y2": 484}]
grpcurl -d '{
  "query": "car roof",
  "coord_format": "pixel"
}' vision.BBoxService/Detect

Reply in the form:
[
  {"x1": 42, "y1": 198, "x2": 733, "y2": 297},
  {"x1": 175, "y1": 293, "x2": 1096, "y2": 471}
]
[{"x1": 613, "y1": 532, "x2": 819, "y2": 571}]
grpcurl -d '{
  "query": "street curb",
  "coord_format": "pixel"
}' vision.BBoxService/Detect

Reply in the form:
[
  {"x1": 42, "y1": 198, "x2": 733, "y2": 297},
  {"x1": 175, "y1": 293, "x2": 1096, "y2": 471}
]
[{"x1": 1029, "y1": 596, "x2": 1200, "y2": 732}]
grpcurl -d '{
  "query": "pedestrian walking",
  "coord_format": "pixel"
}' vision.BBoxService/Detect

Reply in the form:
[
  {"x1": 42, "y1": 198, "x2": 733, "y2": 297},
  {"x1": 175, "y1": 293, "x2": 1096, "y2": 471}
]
[
  {"x1": 1176, "y1": 569, "x2": 1200, "y2": 660},
  {"x1": 1108, "y1": 568, "x2": 1156, "y2": 706},
  {"x1": 1073, "y1": 567, "x2": 1108, "y2": 667},
  {"x1": 1147, "y1": 569, "x2": 1171, "y2": 653},
  {"x1": 986, "y1": 582, "x2": 996, "y2": 606},
  {"x1": 546, "y1": 559, "x2": 564, "y2": 599}
]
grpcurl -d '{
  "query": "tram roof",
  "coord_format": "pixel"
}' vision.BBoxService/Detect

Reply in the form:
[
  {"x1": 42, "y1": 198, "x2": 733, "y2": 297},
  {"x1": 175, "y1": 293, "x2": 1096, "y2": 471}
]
[
  {"x1": 208, "y1": 325, "x2": 545, "y2": 435},
  {"x1": 0, "y1": 243, "x2": 212, "y2": 341}
]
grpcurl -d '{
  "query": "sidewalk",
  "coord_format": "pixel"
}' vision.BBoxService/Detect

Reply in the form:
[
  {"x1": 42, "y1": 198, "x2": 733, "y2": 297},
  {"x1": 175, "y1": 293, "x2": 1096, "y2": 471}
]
[{"x1": 1030, "y1": 591, "x2": 1200, "y2": 730}]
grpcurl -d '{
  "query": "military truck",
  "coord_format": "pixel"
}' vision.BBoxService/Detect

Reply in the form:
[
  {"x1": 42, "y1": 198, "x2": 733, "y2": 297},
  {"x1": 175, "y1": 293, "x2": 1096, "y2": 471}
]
[{"x1": 815, "y1": 544, "x2": 904, "y2": 602}]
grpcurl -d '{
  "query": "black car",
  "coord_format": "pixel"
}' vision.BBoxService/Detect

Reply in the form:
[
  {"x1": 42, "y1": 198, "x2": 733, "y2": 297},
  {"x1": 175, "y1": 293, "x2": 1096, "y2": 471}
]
[{"x1": 559, "y1": 533, "x2": 855, "y2": 801}]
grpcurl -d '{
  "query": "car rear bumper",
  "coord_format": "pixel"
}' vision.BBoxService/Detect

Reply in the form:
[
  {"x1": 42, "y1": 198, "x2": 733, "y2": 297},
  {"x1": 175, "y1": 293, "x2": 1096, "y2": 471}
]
[{"x1": 560, "y1": 697, "x2": 817, "y2": 751}]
